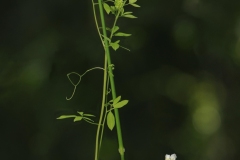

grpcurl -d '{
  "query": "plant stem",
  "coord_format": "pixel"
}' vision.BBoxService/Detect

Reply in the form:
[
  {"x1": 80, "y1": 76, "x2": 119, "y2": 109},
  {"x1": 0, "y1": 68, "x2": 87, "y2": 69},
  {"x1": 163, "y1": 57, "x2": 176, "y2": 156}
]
[
  {"x1": 92, "y1": 0, "x2": 108, "y2": 159},
  {"x1": 98, "y1": 76, "x2": 110, "y2": 151},
  {"x1": 97, "y1": 1, "x2": 125, "y2": 160},
  {"x1": 94, "y1": 54, "x2": 108, "y2": 160},
  {"x1": 110, "y1": 1, "x2": 127, "y2": 39}
]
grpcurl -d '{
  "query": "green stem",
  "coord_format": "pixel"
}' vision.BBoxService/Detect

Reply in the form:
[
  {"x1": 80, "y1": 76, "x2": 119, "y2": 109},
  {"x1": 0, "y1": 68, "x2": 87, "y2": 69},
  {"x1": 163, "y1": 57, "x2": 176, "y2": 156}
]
[
  {"x1": 91, "y1": 0, "x2": 105, "y2": 47},
  {"x1": 92, "y1": 1, "x2": 108, "y2": 159},
  {"x1": 98, "y1": 76, "x2": 110, "y2": 151},
  {"x1": 110, "y1": 1, "x2": 127, "y2": 39},
  {"x1": 94, "y1": 54, "x2": 108, "y2": 160},
  {"x1": 97, "y1": 1, "x2": 125, "y2": 160}
]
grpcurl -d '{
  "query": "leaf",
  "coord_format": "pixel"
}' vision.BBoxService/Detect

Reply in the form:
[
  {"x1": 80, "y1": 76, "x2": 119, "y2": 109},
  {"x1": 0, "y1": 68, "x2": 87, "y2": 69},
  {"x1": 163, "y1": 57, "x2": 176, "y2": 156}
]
[
  {"x1": 120, "y1": 8, "x2": 124, "y2": 16},
  {"x1": 84, "y1": 119, "x2": 95, "y2": 124},
  {"x1": 123, "y1": 12, "x2": 133, "y2": 15},
  {"x1": 83, "y1": 114, "x2": 95, "y2": 117},
  {"x1": 113, "y1": 96, "x2": 121, "y2": 105},
  {"x1": 106, "y1": 27, "x2": 112, "y2": 32},
  {"x1": 115, "y1": 40, "x2": 120, "y2": 43},
  {"x1": 130, "y1": 3, "x2": 140, "y2": 7},
  {"x1": 57, "y1": 115, "x2": 76, "y2": 119},
  {"x1": 110, "y1": 41, "x2": 120, "y2": 51},
  {"x1": 110, "y1": 6, "x2": 116, "y2": 14},
  {"x1": 103, "y1": 3, "x2": 111, "y2": 14},
  {"x1": 122, "y1": 14, "x2": 137, "y2": 18},
  {"x1": 107, "y1": 111, "x2": 115, "y2": 130},
  {"x1": 114, "y1": 32, "x2": 132, "y2": 37},
  {"x1": 77, "y1": 112, "x2": 84, "y2": 116},
  {"x1": 113, "y1": 100, "x2": 129, "y2": 108},
  {"x1": 111, "y1": 43, "x2": 119, "y2": 51},
  {"x1": 112, "y1": 26, "x2": 119, "y2": 34},
  {"x1": 83, "y1": 117, "x2": 94, "y2": 122},
  {"x1": 74, "y1": 116, "x2": 83, "y2": 122},
  {"x1": 129, "y1": 0, "x2": 137, "y2": 4}
]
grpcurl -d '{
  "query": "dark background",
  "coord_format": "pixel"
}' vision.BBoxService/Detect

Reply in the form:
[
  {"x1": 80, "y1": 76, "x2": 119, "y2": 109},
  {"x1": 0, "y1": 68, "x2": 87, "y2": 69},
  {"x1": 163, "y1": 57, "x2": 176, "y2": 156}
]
[{"x1": 1, "y1": 0, "x2": 240, "y2": 159}]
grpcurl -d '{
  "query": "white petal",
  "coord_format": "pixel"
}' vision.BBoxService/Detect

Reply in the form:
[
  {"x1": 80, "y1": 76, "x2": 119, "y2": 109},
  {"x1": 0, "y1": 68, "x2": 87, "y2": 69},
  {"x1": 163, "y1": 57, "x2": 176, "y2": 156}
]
[
  {"x1": 165, "y1": 154, "x2": 170, "y2": 160},
  {"x1": 170, "y1": 154, "x2": 177, "y2": 160}
]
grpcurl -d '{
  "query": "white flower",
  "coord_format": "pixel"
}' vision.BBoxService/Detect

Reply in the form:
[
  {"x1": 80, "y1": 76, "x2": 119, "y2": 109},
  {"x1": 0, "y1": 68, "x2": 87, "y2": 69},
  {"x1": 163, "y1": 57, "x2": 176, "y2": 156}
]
[{"x1": 165, "y1": 154, "x2": 177, "y2": 160}]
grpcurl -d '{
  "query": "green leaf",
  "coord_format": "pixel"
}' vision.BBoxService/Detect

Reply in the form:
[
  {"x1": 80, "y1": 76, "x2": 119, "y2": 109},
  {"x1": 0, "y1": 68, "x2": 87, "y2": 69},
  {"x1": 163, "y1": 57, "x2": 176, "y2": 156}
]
[
  {"x1": 83, "y1": 117, "x2": 94, "y2": 122},
  {"x1": 115, "y1": 40, "x2": 120, "y2": 43},
  {"x1": 113, "y1": 96, "x2": 121, "y2": 105},
  {"x1": 123, "y1": 12, "x2": 133, "y2": 15},
  {"x1": 83, "y1": 114, "x2": 95, "y2": 117},
  {"x1": 103, "y1": 3, "x2": 111, "y2": 14},
  {"x1": 130, "y1": 3, "x2": 140, "y2": 7},
  {"x1": 110, "y1": 6, "x2": 116, "y2": 14},
  {"x1": 106, "y1": 27, "x2": 112, "y2": 32},
  {"x1": 110, "y1": 41, "x2": 120, "y2": 51},
  {"x1": 107, "y1": 111, "x2": 115, "y2": 130},
  {"x1": 57, "y1": 115, "x2": 76, "y2": 119},
  {"x1": 84, "y1": 119, "x2": 95, "y2": 124},
  {"x1": 74, "y1": 116, "x2": 83, "y2": 122},
  {"x1": 114, "y1": 32, "x2": 132, "y2": 37},
  {"x1": 112, "y1": 26, "x2": 119, "y2": 34},
  {"x1": 113, "y1": 100, "x2": 129, "y2": 108},
  {"x1": 77, "y1": 112, "x2": 84, "y2": 116},
  {"x1": 129, "y1": 0, "x2": 137, "y2": 4},
  {"x1": 109, "y1": 99, "x2": 114, "y2": 103},
  {"x1": 122, "y1": 14, "x2": 137, "y2": 18},
  {"x1": 120, "y1": 8, "x2": 124, "y2": 16}
]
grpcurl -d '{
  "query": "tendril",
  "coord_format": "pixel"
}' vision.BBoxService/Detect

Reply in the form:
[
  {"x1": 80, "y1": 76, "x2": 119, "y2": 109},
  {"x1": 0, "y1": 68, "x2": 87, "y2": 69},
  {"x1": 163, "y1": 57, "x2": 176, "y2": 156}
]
[{"x1": 66, "y1": 67, "x2": 104, "y2": 100}]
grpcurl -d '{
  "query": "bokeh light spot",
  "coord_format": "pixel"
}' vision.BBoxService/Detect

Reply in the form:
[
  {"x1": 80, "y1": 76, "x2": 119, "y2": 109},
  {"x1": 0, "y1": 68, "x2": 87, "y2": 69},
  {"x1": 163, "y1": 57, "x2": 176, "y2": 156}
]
[
  {"x1": 173, "y1": 18, "x2": 197, "y2": 50},
  {"x1": 193, "y1": 106, "x2": 221, "y2": 135},
  {"x1": 166, "y1": 72, "x2": 197, "y2": 104}
]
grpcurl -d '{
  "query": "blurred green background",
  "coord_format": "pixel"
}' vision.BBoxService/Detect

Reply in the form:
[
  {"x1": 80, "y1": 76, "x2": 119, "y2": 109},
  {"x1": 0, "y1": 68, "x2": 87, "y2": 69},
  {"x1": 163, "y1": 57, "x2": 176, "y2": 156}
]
[{"x1": 1, "y1": 0, "x2": 240, "y2": 159}]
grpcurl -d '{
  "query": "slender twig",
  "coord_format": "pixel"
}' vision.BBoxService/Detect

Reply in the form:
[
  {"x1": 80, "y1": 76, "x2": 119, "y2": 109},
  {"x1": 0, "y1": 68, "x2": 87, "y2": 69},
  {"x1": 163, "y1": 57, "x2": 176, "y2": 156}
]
[
  {"x1": 94, "y1": 54, "x2": 108, "y2": 160},
  {"x1": 98, "y1": 75, "x2": 110, "y2": 152},
  {"x1": 91, "y1": 0, "x2": 105, "y2": 48}
]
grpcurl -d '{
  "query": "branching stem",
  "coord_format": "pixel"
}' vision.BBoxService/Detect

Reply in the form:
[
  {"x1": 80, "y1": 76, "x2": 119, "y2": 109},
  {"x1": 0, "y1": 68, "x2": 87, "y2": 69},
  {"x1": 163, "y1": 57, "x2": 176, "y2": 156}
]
[{"x1": 97, "y1": 0, "x2": 125, "y2": 160}]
